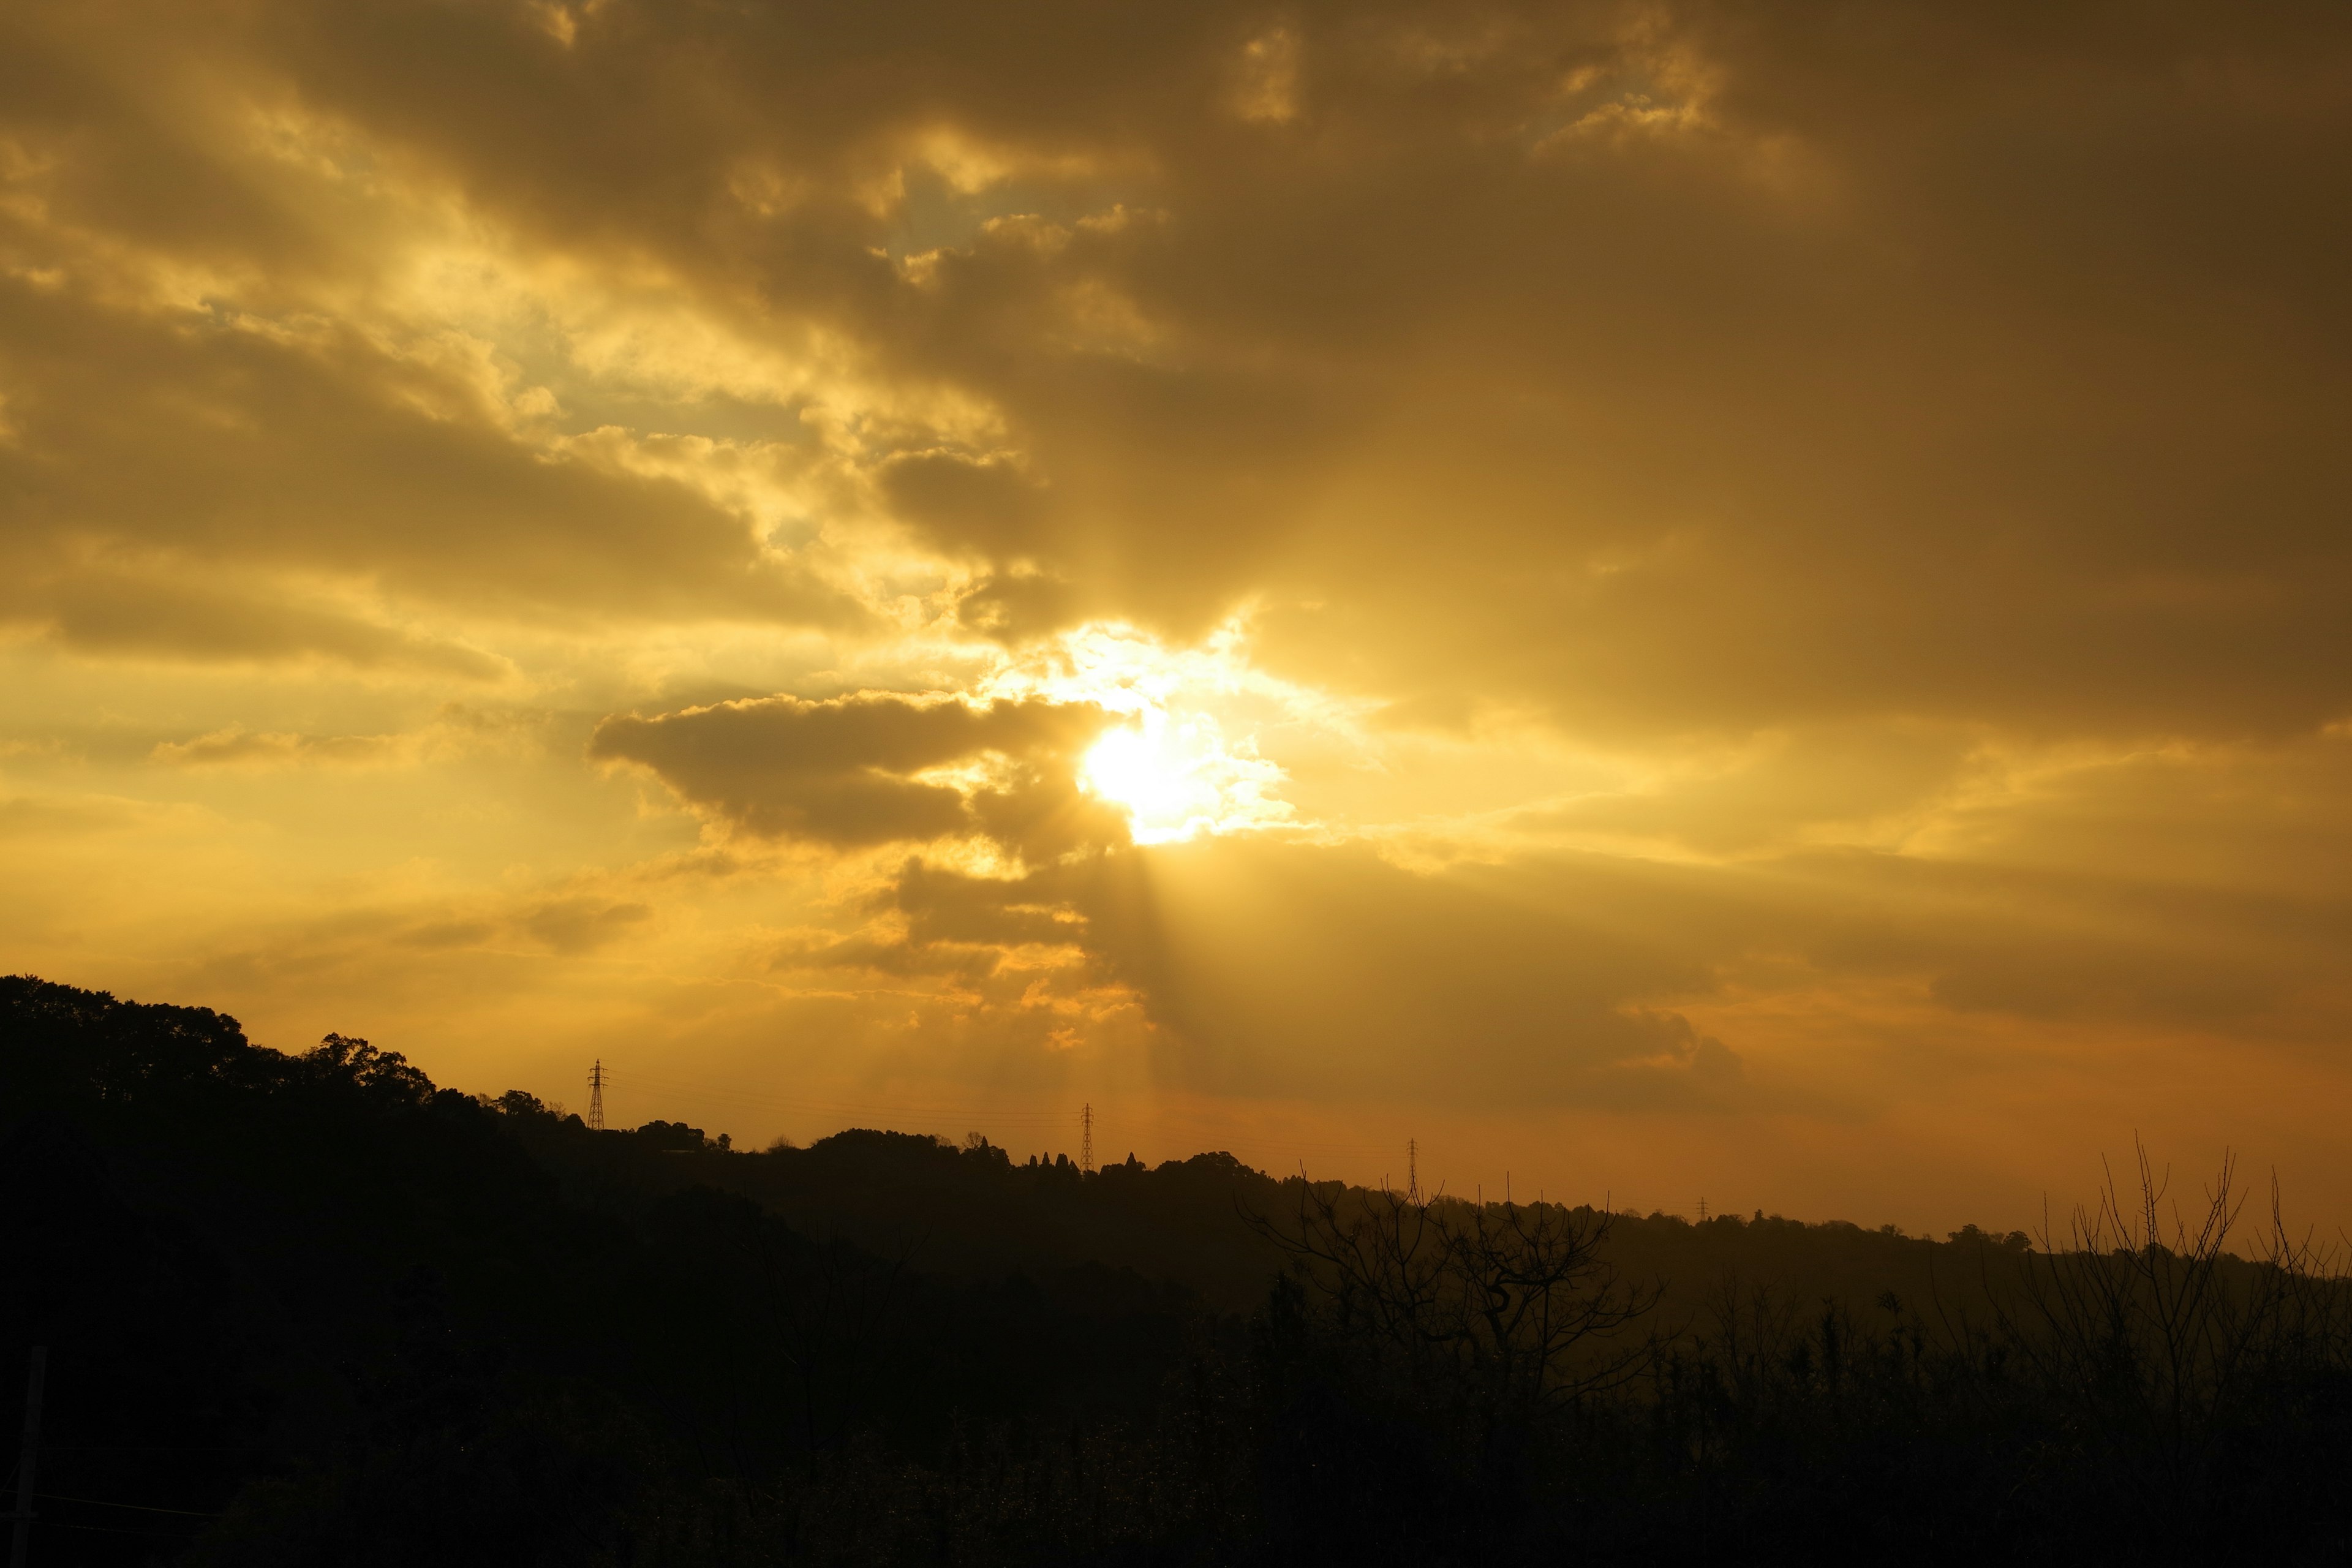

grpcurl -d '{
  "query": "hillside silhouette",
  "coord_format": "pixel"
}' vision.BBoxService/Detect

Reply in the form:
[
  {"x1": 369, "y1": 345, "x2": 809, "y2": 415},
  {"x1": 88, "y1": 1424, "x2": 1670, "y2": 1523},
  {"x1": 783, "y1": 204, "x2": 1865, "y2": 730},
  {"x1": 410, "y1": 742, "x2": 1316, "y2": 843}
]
[{"x1": 6, "y1": 975, "x2": 2350, "y2": 1565}]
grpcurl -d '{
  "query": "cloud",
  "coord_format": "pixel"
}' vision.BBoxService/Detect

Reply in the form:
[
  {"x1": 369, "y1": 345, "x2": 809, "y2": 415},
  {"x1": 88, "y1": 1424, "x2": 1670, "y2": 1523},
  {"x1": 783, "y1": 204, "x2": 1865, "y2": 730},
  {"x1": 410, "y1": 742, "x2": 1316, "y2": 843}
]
[
  {"x1": 956, "y1": 570, "x2": 1085, "y2": 641},
  {"x1": 1519, "y1": 722, "x2": 1981, "y2": 854},
  {"x1": 878, "y1": 450, "x2": 1055, "y2": 559},
  {"x1": 5, "y1": 0, "x2": 2352, "y2": 1216},
  {"x1": 4, "y1": 568, "x2": 508, "y2": 679},
  {"x1": 0, "y1": 277, "x2": 853, "y2": 636},
  {"x1": 519, "y1": 897, "x2": 654, "y2": 955},
  {"x1": 0, "y1": 793, "x2": 146, "y2": 839},
  {"x1": 9, "y1": 0, "x2": 2348, "y2": 733},
  {"x1": 587, "y1": 691, "x2": 1122, "y2": 851},
  {"x1": 848, "y1": 812, "x2": 2352, "y2": 1108},
  {"x1": 867, "y1": 838, "x2": 1752, "y2": 1110},
  {"x1": 151, "y1": 726, "x2": 408, "y2": 769},
  {"x1": 148, "y1": 705, "x2": 549, "y2": 771}
]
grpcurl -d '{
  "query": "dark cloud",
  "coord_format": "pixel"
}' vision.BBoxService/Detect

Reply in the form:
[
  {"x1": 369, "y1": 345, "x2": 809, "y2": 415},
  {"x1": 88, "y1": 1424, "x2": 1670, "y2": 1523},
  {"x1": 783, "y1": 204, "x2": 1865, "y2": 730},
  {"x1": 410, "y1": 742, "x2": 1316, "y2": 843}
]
[
  {"x1": 0, "y1": 277, "x2": 851, "y2": 639},
  {"x1": 149, "y1": 726, "x2": 404, "y2": 769},
  {"x1": 772, "y1": 929, "x2": 1009, "y2": 982},
  {"x1": 1517, "y1": 723, "x2": 1981, "y2": 854},
  {"x1": 9, "y1": 0, "x2": 2348, "y2": 731},
  {"x1": 955, "y1": 571, "x2": 1086, "y2": 642},
  {"x1": 587, "y1": 692, "x2": 1120, "y2": 850},
  {"x1": 878, "y1": 450, "x2": 1056, "y2": 559},
  {"x1": 6, "y1": 0, "x2": 2351, "y2": 1177},
  {"x1": 868, "y1": 821, "x2": 2352, "y2": 1106},
  {"x1": 521, "y1": 897, "x2": 654, "y2": 955},
  {"x1": 0, "y1": 794, "x2": 145, "y2": 839},
  {"x1": 880, "y1": 839, "x2": 1748, "y2": 1109},
  {"x1": 10, "y1": 568, "x2": 507, "y2": 679}
]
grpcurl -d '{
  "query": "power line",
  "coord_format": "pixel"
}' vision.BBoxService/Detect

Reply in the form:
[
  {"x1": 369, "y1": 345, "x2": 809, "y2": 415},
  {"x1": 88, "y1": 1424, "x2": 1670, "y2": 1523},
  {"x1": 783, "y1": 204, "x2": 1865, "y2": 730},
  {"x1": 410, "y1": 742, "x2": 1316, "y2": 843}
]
[
  {"x1": 20, "y1": 1521, "x2": 198, "y2": 1540},
  {"x1": 31, "y1": 1445, "x2": 246, "y2": 1453},
  {"x1": 34, "y1": 1493, "x2": 220, "y2": 1519}
]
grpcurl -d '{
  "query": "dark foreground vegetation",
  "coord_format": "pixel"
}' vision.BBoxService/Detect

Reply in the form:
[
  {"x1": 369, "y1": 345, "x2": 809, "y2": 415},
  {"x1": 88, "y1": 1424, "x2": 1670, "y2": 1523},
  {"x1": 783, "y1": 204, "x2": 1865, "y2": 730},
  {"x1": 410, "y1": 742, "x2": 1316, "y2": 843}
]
[{"x1": 6, "y1": 976, "x2": 2351, "y2": 1566}]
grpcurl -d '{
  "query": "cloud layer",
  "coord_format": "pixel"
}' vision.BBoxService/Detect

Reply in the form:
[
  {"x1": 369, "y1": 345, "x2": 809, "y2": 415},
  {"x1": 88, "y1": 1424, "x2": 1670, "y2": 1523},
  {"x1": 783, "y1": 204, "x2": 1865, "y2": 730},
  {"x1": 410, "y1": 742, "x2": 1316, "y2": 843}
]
[{"x1": 2, "y1": 0, "x2": 2348, "y2": 1225}]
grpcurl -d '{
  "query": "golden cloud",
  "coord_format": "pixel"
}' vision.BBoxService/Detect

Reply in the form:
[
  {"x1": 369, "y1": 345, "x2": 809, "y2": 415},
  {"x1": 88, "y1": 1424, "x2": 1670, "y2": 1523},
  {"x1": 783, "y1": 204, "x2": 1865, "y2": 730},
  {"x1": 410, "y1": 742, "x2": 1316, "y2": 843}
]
[{"x1": 2, "y1": 0, "x2": 2349, "y2": 1220}]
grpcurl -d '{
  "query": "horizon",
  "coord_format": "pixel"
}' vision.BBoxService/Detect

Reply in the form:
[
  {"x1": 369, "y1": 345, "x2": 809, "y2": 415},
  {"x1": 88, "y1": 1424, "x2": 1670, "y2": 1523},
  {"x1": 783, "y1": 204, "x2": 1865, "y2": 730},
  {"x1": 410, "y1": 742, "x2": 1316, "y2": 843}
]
[
  {"x1": 6, "y1": 970, "x2": 2285, "y2": 1247},
  {"x1": 5, "y1": 1, "x2": 2350, "y2": 1240},
  {"x1": 12, "y1": 969, "x2": 2344, "y2": 1562}
]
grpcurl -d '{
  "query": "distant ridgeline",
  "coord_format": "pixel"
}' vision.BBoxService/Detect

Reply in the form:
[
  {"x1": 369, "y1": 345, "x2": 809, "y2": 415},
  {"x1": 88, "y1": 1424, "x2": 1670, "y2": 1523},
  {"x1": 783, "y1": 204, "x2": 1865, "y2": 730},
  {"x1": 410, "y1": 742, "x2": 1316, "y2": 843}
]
[{"x1": 6, "y1": 975, "x2": 2350, "y2": 1566}]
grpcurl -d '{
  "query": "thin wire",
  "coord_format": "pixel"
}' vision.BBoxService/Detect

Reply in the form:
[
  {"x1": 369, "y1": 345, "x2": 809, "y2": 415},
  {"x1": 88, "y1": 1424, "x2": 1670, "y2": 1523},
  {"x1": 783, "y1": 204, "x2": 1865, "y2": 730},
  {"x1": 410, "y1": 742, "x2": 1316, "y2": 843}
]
[
  {"x1": 26, "y1": 1518, "x2": 202, "y2": 1538},
  {"x1": 33, "y1": 1444, "x2": 247, "y2": 1453},
  {"x1": 36, "y1": 1491, "x2": 221, "y2": 1518}
]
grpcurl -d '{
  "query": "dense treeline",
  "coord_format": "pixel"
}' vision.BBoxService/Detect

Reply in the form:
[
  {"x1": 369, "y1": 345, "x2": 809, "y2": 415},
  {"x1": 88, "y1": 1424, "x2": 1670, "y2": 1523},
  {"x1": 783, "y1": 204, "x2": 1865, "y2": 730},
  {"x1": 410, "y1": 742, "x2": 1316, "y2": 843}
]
[{"x1": 5, "y1": 976, "x2": 2350, "y2": 1565}]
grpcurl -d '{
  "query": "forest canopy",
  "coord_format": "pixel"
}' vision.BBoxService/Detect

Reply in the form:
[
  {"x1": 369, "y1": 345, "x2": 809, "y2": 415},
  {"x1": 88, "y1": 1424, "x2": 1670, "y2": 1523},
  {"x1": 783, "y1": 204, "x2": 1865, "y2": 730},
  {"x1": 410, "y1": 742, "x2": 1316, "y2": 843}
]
[{"x1": 5, "y1": 974, "x2": 2350, "y2": 1565}]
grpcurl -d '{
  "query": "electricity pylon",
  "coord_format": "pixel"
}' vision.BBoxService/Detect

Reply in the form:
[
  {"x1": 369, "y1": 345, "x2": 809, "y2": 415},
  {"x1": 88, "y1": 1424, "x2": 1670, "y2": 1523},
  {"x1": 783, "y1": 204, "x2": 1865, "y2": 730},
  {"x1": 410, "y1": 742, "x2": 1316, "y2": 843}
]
[
  {"x1": 587, "y1": 1060, "x2": 606, "y2": 1131},
  {"x1": 1080, "y1": 1103, "x2": 1095, "y2": 1175}
]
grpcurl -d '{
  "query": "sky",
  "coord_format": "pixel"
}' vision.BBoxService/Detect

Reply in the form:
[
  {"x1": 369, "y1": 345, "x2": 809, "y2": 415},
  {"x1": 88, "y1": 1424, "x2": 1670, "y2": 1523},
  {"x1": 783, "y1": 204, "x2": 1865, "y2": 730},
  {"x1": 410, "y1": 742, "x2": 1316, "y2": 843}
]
[{"x1": 4, "y1": 0, "x2": 2348, "y2": 1233}]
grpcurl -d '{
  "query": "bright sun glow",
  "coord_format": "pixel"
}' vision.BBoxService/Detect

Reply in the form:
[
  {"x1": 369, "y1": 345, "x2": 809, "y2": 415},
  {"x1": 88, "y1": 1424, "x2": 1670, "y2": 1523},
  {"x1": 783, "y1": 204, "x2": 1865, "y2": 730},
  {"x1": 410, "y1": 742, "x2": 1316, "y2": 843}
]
[
  {"x1": 981, "y1": 618, "x2": 1337, "y2": 845},
  {"x1": 1081, "y1": 712, "x2": 1234, "y2": 843}
]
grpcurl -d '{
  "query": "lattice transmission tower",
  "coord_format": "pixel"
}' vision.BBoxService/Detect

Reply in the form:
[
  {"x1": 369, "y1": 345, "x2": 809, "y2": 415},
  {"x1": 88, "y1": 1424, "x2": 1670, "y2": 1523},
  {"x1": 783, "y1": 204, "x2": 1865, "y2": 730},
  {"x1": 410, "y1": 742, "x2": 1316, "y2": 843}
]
[
  {"x1": 587, "y1": 1060, "x2": 606, "y2": 1131},
  {"x1": 1407, "y1": 1137, "x2": 1420, "y2": 1204},
  {"x1": 1080, "y1": 1103, "x2": 1095, "y2": 1175}
]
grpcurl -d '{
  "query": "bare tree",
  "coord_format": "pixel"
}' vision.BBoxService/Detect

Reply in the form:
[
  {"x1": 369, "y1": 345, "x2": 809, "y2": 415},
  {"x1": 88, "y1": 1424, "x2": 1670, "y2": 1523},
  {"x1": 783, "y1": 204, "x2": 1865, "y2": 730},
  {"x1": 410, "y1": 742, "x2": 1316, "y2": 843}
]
[
  {"x1": 2003, "y1": 1142, "x2": 2352, "y2": 1532},
  {"x1": 1249, "y1": 1179, "x2": 1659, "y2": 1421}
]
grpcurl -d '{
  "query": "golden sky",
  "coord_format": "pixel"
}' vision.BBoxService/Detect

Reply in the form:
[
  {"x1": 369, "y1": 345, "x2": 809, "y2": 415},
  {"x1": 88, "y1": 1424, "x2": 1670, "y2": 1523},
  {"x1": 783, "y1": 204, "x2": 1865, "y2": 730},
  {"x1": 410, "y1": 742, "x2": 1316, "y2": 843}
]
[{"x1": 5, "y1": 0, "x2": 2349, "y2": 1231}]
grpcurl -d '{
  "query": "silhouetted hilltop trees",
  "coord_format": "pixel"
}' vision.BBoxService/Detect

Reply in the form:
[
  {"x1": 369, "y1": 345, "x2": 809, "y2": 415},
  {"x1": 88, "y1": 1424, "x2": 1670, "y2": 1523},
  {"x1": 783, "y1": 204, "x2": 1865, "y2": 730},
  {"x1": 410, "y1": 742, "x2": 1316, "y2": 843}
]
[
  {"x1": 6, "y1": 974, "x2": 2351, "y2": 1565},
  {"x1": 1, "y1": 979, "x2": 1208, "y2": 1564},
  {"x1": 494, "y1": 1103, "x2": 1293, "y2": 1312}
]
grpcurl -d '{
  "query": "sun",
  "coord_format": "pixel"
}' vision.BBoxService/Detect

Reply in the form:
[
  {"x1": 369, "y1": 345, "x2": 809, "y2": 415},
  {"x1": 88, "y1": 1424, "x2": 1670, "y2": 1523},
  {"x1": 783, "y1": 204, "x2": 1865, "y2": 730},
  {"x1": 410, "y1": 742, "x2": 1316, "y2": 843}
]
[
  {"x1": 987, "y1": 619, "x2": 1311, "y2": 844},
  {"x1": 1080, "y1": 727, "x2": 1169, "y2": 813},
  {"x1": 1081, "y1": 713, "x2": 1225, "y2": 843}
]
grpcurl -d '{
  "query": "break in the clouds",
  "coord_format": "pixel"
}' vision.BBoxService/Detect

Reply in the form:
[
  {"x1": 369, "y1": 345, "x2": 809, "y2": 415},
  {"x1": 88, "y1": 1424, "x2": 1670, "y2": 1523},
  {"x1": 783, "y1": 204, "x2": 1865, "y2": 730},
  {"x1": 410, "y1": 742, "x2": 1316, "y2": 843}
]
[{"x1": 3, "y1": 0, "x2": 2350, "y2": 1224}]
